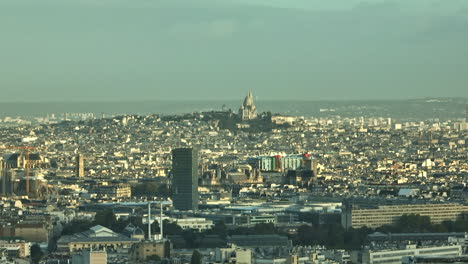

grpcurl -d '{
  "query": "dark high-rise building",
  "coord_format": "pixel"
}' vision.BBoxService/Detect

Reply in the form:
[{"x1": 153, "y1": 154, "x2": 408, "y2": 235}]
[
  {"x1": 0, "y1": 160, "x2": 14, "y2": 195},
  {"x1": 172, "y1": 148, "x2": 198, "y2": 211},
  {"x1": 76, "y1": 154, "x2": 85, "y2": 177}
]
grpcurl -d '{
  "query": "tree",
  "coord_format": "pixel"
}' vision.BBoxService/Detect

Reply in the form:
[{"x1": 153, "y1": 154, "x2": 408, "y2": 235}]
[
  {"x1": 297, "y1": 225, "x2": 317, "y2": 245},
  {"x1": 190, "y1": 250, "x2": 202, "y2": 264},
  {"x1": 30, "y1": 244, "x2": 43, "y2": 264},
  {"x1": 325, "y1": 224, "x2": 345, "y2": 248},
  {"x1": 208, "y1": 221, "x2": 228, "y2": 239},
  {"x1": 62, "y1": 220, "x2": 94, "y2": 235},
  {"x1": 395, "y1": 214, "x2": 432, "y2": 232},
  {"x1": 93, "y1": 209, "x2": 117, "y2": 229},
  {"x1": 147, "y1": 255, "x2": 161, "y2": 261},
  {"x1": 253, "y1": 223, "x2": 276, "y2": 234},
  {"x1": 163, "y1": 220, "x2": 183, "y2": 235},
  {"x1": 183, "y1": 230, "x2": 199, "y2": 248},
  {"x1": 132, "y1": 182, "x2": 172, "y2": 198}
]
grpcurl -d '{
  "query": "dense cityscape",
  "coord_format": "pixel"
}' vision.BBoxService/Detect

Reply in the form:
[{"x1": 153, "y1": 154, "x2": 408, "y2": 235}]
[{"x1": 0, "y1": 93, "x2": 467, "y2": 264}]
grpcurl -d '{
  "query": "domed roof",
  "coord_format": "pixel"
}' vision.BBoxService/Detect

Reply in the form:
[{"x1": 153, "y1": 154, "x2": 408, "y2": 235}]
[
  {"x1": 243, "y1": 92, "x2": 254, "y2": 107},
  {"x1": 133, "y1": 227, "x2": 145, "y2": 235}
]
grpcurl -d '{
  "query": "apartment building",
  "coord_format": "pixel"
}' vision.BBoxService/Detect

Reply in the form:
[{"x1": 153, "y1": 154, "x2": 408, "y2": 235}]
[{"x1": 342, "y1": 203, "x2": 468, "y2": 229}]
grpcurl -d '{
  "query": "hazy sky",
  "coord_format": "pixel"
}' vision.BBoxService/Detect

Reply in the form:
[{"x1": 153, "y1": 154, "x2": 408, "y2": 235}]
[{"x1": 1, "y1": 0, "x2": 467, "y2": 101}]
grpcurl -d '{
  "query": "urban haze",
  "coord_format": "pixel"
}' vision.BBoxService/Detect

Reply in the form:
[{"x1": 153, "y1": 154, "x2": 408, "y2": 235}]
[{"x1": 0, "y1": 1, "x2": 467, "y2": 264}]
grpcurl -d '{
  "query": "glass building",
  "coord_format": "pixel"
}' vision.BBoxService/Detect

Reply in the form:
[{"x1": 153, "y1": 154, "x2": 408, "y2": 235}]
[{"x1": 172, "y1": 148, "x2": 198, "y2": 211}]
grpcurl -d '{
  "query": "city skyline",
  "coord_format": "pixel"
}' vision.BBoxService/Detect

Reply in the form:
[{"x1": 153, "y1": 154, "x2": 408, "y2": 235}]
[{"x1": 0, "y1": 0, "x2": 467, "y2": 263}]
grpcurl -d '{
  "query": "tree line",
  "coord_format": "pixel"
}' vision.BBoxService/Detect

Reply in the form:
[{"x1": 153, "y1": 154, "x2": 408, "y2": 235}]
[{"x1": 61, "y1": 211, "x2": 468, "y2": 251}]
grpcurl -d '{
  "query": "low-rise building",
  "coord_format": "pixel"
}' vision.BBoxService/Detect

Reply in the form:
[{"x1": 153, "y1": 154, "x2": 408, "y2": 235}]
[
  {"x1": 94, "y1": 184, "x2": 131, "y2": 198},
  {"x1": 173, "y1": 218, "x2": 213, "y2": 232},
  {"x1": 129, "y1": 240, "x2": 172, "y2": 262},
  {"x1": 352, "y1": 244, "x2": 462, "y2": 264},
  {"x1": 72, "y1": 249, "x2": 107, "y2": 264},
  {"x1": 57, "y1": 225, "x2": 140, "y2": 252},
  {"x1": 0, "y1": 239, "x2": 30, "y2": 258},
  {"x1": 342, "y1": 203, "x2": 468, "y2": 229}
]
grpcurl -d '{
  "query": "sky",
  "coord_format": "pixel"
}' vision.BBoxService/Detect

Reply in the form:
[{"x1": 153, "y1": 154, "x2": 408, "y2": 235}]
[{"x1": 1, "y1": 0, "x2": 467, "y2": 102}]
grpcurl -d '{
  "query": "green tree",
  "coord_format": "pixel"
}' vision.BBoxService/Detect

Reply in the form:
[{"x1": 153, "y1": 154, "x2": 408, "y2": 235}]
[
  {"x1": 454, "y1": 218, "x2": 468, "y2": 232},
  {"x1": 183, "y1": 230, "x2": 199, "y2": 248},
  {"x1": 208, "y1": 221, "x2": 228, "y2": 239},
  {"x1": 30, "y1": 244, "x2": 43, "y2": 264},
  {"x1": 132, "y1": 182, "x2": 172, "y2": 197},
  {"x1": 147, "y1": 255, "x2": 161, "y2": 261},
  {"x1": 163, "y1": 220, "x2": 183, "y2": 235},
  {"x1": 62, "y1": 220, "x2": 93, "y2": 235},
  {"x1": 297, "y1": 224, "x2": 318, "y2": 245},
  {"x1": 396, "y1": 214, "x2": 432, "y2": 232},
  {"x1": 190, "y1": 250, "x2": 202, "y2": 264},
  {"x1": 325, "y1": 224, "x2": 345, "y2": 248},
  {"x1": 253, "y1": 223, "x2": 276, "y2": 234},
  {"x1": 93, "y1": 209, "x2": 117, "y2": 229}
]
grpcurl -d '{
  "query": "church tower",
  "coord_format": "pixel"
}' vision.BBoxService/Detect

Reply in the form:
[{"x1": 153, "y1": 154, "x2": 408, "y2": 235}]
[{"x1": 239, "y1": 92, "x2": 258, "y2": 120}]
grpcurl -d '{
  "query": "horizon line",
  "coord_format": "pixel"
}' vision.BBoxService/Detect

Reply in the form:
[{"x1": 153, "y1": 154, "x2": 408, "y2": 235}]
[{"x1": 0, "y1": 97, "x2": 466, "y2": 104}]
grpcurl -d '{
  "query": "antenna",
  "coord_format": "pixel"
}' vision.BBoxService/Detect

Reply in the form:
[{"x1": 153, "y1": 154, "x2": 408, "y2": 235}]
[
  {"x1": 160, "y1": 202, "x2": 164, "y2": 240},
  {"x1": 148, "y1": 202, "x2": 152, "y2": 241}
]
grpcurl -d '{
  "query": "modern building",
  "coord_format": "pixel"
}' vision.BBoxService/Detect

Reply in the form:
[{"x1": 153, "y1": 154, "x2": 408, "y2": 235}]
[
  {"x1": 76, "y1": 154, "x2": 85, "y2": 177},
  {"x1": 172, "y1": 148, "x2": 198, "y2": 211},
  {"x1": 248, "y1": 215, "x2": 277, "y2": 225},
  {"x1": 172, "y1": 218, "x2": 213, "y2": 232},
  {"x1": 352, "y1": 244, "x2": 462, "y2": 264},
  {"x1": 342, "y1": 203, "x2": 468, "y2": 229},
  {"x1": 228, "y1": 235, "x2": 292, "y2": 248},
  {"x1": 0, "y1": 161, "x2": 14, "y2": 196},
  {"x1": 368, "y1": 232, "x2": 467, "y2": 243},
  {"x1": 248, "y1": 155, "x2": 306, "y2": 172},
  {"x1": 239, "y1": 92, "x2": 258, "y2": 121},
  {"x1": 403, "y1": 255, "x2": 468, "y2": 264}
]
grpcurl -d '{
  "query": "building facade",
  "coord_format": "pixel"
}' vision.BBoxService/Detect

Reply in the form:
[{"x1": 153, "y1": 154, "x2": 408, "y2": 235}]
[
  {"x1": 342, "y1": 203, "x2": 468, "y2": 229},
  {"x1": 94, "y1": 184, "x2": 131, "y2": 198},
  {"x1": 239, "y1": 92, "x2": 258, "y2": 121},
  {"x1": 172, "y1": 148, "x2": 198, "y2": 211},
  {"x1": 248, "y1": 155, "x2": 306, "y2": 172},
  {"x1": 76, "y1": 154, "x2": 85, "y2": 177},
  {"x1": 72, "y1": 249, "x2": 107, "y2": 264},
  {"x1": 353, "y1": 244, "x2": 462, "y2": 264},
  {"x1": 129, "y1": 240, "x2": 171, "y2": 261},
  {"x1": 0, "y1": 240, "x2": 30, "y2": 258},
  {"x1": 173, "y1": 218, "x2": 213, "y2": 232},
  {"x1": 57, "y1": 225, "x2": 139, "y2": 252}
]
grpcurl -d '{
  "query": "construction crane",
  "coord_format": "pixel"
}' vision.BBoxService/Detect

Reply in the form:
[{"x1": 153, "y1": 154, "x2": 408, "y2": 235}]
[{"x1": 0, "y1": 146, "x2": 37, "y2": 196}]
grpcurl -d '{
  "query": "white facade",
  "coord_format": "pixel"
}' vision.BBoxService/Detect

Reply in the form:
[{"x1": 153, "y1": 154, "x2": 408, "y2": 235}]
[
  {"x1": 173, "y1": 218, "x2": 213, "y2": 231},
  {"x1": 356, "y1": 245, "x2": 462, "y2": 264}
]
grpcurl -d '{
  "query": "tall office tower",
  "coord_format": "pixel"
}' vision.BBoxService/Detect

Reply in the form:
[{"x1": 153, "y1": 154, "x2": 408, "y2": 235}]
[
  {"x1": 0, "y1": 160, "x2": 14, "y2": 196},
  {"x1": 0, "y1": 160, "x2": 5, "y2": 195},
  {"x1": 172, "y1": 148, "x2": 198, "y2": 211},
  {"x1": 76, "y1": 154, "x2": 85, "y2": 177}
]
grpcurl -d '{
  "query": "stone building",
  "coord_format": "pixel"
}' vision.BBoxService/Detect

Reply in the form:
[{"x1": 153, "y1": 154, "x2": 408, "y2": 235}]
[{"x1": 239, "y1": 92, "x2": 258, "y2": 121}]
